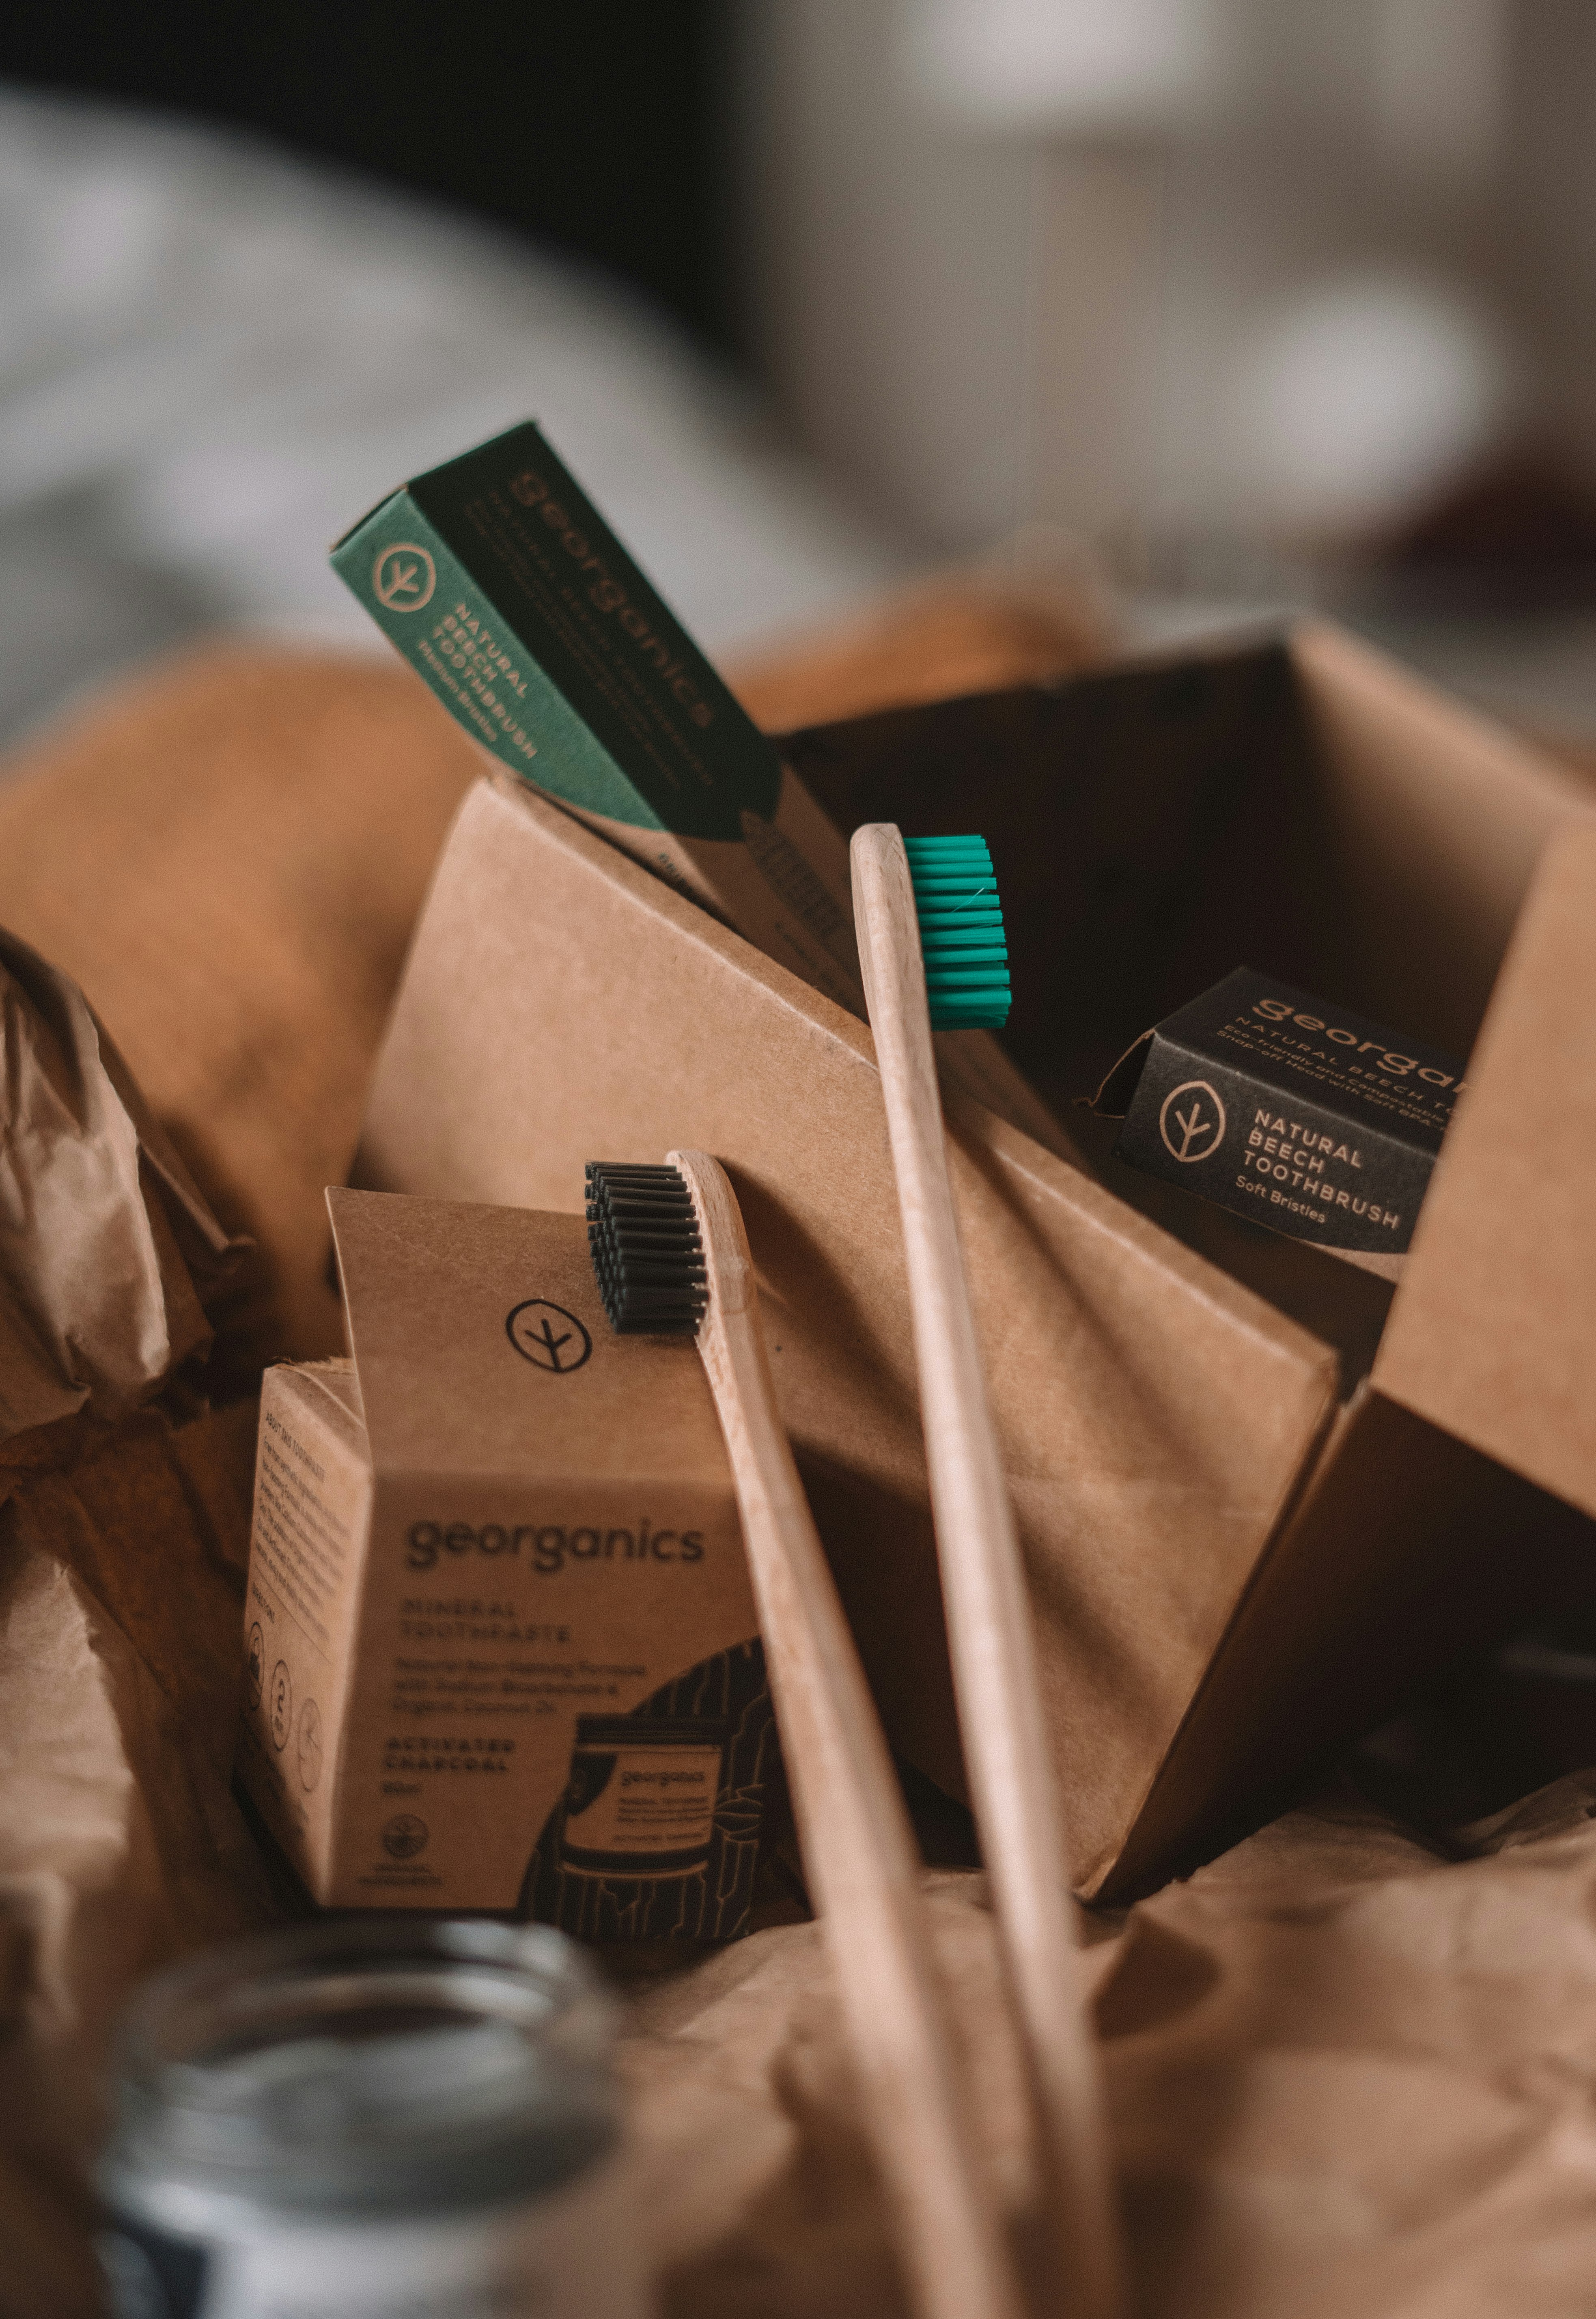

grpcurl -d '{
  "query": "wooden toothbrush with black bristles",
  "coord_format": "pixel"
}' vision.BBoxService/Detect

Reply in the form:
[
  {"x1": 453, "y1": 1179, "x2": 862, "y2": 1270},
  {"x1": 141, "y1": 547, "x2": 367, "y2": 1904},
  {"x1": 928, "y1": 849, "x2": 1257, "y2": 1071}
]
[
  {"x1": 585, "y1": 1152, "x2": 1027, "y2": 2319},
  {"x1": 849, "y1": 826, "x2": 1126, "y2": 2319}
]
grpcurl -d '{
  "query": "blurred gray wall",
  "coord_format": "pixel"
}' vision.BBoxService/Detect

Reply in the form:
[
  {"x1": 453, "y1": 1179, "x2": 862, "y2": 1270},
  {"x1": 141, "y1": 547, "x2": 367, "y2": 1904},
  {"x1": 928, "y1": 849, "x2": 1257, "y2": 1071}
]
[{"x1": 736, "y1": 0, "x2": 1596, "y2": 564}]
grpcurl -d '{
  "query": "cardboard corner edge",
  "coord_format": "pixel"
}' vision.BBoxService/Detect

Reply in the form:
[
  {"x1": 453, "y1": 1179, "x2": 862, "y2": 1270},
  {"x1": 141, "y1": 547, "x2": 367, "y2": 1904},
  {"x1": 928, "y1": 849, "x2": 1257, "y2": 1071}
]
[
  {"x1": 1371, "y1": 817, "x2": 1596, "y2": 1521},
  {"x1": 352, "y1": 772, "x2": 883, "y2": 1198},
  {"x1": 1096, "y1": 1381, "x2": 1593, "y2": 1903},
  {"x1": 236, "y1": 1364, "x2": 373, "y2": 1906}
]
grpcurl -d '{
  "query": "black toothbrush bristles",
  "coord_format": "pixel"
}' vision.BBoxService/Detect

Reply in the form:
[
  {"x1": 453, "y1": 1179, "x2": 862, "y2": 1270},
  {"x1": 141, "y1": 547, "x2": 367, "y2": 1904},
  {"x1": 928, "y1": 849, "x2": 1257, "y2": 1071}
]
[{"x1": 585, "y1": 1161, "x2": 708, "y2": 1335}]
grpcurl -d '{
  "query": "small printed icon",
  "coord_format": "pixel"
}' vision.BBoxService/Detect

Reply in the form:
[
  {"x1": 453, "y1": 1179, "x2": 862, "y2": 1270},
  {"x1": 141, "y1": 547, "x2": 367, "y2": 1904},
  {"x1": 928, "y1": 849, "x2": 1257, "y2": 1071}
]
[
  {"x1": 506, "y1": 1298, "x2": 592, "y2": 1375},
  {"x1": 1159, "y1": 1079, "x2": 1227, "y2": 1164},
  {"x1": 372, "y1": 541, "x2": 436, "y2": 612},
  {"x1": 269, "y1": 1661, "x2": 293, "y2": 1750},
  {"x1": 246, "y1": 1622, "x2": 265, "y2": 1708},
  {"x1": 383, "y1": 1814, "x2": 430, "y2": 1861},
  {"x1": 297, "y1": 1697, "x2": 323, "y2": 1793}
]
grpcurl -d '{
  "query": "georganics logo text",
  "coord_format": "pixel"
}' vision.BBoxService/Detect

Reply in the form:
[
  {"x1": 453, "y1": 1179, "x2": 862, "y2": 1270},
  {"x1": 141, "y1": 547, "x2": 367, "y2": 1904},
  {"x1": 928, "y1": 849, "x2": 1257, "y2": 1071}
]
[
  {"x1": 407, "y1": 1518, "x2": 704, "y2": 1573},
  {"x1": 509, "y1": 468, "x2": 714, "y2": 729},
  {"x1": 1252, "y1": 996, "x2": 1463, "y2": 1090}
]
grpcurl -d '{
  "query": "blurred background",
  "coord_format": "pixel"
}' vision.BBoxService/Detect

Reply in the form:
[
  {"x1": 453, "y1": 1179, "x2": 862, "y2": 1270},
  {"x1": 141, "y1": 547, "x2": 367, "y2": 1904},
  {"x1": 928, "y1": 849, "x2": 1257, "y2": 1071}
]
[{"x1": 3, "y1": 0, "x2": 1596, "y2": 743}]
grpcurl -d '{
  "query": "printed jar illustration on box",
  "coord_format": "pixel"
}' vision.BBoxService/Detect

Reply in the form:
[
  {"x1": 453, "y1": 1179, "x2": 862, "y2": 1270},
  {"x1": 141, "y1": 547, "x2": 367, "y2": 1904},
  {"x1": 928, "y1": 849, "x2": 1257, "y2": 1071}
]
[
  {"x1": 564, "y1": 1718, "x2": 724, "y2": 1878},
  {"x1": 521, "y1": 1642, "x2": 773, "y2": 1940},
  {"x1": 235, "y1": 1190, "x2": 777, "y2": 1940}
]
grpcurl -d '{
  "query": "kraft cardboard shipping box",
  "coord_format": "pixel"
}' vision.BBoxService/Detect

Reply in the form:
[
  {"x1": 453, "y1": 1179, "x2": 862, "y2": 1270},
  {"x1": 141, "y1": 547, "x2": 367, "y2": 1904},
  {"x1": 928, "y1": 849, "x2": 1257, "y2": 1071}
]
[
  {"x1": 353, "y1": 620, "x2": 1596, "y2": 1896},
  {"x1": 236, "y1": 1189, "x2": 773, "y2": 1935}
]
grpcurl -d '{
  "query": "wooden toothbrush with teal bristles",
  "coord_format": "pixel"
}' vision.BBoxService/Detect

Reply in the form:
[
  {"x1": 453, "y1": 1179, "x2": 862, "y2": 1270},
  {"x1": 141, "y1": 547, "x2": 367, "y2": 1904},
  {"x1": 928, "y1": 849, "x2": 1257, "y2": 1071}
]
[{"x1": 851, "y1": 826, "x2": 1127, "y2": 2319}]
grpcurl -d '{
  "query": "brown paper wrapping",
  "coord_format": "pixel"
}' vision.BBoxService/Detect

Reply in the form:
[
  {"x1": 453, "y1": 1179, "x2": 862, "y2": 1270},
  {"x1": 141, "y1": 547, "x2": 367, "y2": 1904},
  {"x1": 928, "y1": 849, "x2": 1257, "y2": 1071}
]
[
  {"x1": 623, "y1": 1774, "x2": 1596, "y2": 2318},
  {"x1": 0, "y1": 1403, "x2": 281, "y2": 2319},
  {"x1": 0, "y1": 927, "x2": 244, "y2": 1451},
  {"x1": 0, "y1": 920, "x2": 264, "y2": 2317}
]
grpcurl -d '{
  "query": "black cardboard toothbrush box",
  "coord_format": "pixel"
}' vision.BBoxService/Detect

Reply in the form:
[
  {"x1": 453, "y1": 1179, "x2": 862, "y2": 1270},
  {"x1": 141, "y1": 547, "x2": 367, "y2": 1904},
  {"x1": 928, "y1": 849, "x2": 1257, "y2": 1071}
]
[{"x1": 1092, "y1": 966, "x2": 1469, "y2": 1264}]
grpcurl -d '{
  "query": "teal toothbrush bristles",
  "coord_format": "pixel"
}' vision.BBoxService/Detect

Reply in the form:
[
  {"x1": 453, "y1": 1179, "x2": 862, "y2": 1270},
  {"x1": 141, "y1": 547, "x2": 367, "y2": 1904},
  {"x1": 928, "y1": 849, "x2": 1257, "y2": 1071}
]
[{"x1": 902, "y1": 834, "x2": 1011, "y2": 1030}]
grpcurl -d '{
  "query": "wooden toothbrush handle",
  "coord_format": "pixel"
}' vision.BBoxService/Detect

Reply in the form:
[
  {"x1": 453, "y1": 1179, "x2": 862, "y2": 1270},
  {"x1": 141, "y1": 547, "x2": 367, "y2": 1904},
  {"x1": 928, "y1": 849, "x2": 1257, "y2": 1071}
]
[
  {"x1": 668, "y1": 1149, "x2": 1026, "y2": 2319},
  {"x1": 848, "y1": 828, "x2": 1126, "y2": 2319}
]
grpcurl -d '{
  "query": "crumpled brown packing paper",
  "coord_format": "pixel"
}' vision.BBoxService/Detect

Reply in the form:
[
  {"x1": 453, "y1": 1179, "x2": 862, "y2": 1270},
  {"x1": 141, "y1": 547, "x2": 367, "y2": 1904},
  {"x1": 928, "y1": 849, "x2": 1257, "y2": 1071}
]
[
  {"x1": 0, "y1": 920, "x2": 264, "y2": 2316},
  {"x1": 623, "y1": 1776, "x2": 1596, "y2": 2319},
  {"x1": 0, "y1": 1403, "x2": 282, "y2": 2319},
  {"x1": 0, "y1": 927, "x2": 244, "y2": 1451}
]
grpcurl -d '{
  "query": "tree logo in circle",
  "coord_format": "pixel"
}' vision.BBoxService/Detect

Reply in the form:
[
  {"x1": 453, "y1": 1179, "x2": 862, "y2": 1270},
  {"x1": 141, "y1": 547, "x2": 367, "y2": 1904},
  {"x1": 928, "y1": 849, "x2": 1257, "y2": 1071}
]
[
  {"x1": 1159, "y1": 1080, "x2": 1227, "y2": 1163},
  {"x1": 506, "y1": 1299, "x2": 592, "y2": 1375},
  {"x1": 373, "y1": 542, "x2": 436, "y2": 612}
]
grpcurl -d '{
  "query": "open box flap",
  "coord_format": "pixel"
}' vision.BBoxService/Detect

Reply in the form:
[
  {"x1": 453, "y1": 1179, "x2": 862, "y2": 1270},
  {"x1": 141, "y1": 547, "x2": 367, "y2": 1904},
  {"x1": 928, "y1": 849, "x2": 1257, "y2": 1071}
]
[
  {"x1": 1375, "y1": 823, "x2": 1596, "y2": 1519},
  {"x1": 786, "y1": 618, "x2": 1592, "y2": 1086},
  {"x1": 1287, "y1": 621, "x2": 1592, "y2": 1052}
]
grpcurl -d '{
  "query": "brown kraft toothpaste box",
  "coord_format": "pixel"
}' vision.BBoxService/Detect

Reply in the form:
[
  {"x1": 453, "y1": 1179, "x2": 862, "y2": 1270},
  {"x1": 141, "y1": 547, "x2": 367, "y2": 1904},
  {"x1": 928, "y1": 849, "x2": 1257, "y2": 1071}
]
[
  {"x1": 1094, "y1": 965, "x2": 1469, "y2": 1269},
  {"x1": 236, "y1": 1187, "x2": 773, "y2": 1939}
]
